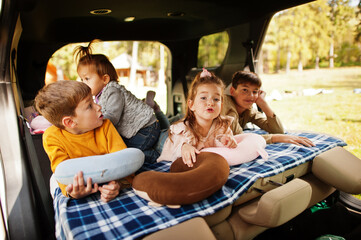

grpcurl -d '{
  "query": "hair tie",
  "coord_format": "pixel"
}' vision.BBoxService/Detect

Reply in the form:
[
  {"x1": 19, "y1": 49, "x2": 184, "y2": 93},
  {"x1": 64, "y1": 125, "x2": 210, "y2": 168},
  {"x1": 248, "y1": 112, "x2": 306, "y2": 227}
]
[{"x1": 200, "y1": 68, "x2": 212, "y2": 78}]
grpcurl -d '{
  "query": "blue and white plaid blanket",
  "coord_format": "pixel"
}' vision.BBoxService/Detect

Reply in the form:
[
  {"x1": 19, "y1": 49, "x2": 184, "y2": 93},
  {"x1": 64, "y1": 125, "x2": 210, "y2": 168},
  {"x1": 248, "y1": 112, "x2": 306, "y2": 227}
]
[{"x1": 54, "y1": 131, "x2": 346, "y2": 240}]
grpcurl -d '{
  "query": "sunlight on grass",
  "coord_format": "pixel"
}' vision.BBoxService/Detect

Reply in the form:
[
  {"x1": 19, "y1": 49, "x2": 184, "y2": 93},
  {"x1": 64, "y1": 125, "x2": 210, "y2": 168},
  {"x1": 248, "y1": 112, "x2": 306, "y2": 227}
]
[{"x1": 260, "y1": 67, "x2": 361, "y2": 160}]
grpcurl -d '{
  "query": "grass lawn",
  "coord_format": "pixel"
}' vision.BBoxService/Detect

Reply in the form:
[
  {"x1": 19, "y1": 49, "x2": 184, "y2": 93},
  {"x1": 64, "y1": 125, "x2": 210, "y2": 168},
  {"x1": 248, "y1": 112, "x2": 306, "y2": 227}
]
[{"x1": 260, "y1": 66, "x2": 361, "y2": 160}]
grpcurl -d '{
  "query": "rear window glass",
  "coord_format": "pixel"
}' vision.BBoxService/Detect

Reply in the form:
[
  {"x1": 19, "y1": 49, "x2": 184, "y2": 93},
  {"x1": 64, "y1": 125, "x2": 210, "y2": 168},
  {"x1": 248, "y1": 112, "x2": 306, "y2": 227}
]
[
  {"x1": 258, "y1": 1, "x2": 361, "y2": 161},
  {"x1": 47, "y1": 41, "x2": 170, "y2": 112},
  {"x1": 198, "y1": 31, "x2": 229, "y2": 68}
]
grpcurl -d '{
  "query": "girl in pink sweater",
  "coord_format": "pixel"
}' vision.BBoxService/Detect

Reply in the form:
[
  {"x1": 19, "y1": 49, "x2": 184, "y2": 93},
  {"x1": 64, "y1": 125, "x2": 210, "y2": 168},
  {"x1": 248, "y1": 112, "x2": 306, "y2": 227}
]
[{"x1": 157, "y1": 69, "x2": 237, "y2": 167}]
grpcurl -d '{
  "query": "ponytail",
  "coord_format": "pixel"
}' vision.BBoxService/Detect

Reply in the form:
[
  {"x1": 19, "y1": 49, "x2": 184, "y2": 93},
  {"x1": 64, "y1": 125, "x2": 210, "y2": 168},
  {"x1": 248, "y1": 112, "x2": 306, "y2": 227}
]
[
  {"x1": 74, "y1": 39, "x2": 119, "y2": 82},
  {"x1": 74, "y1": 39, "x2": 100, "y2": 64}
]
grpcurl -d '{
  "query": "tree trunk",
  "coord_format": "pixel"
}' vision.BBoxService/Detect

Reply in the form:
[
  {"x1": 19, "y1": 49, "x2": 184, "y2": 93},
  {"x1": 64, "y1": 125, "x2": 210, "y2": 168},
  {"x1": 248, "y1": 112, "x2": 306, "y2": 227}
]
[
  {"x1": 276, "y1": 46, "x2": 281, "y2": 73},
  {"x1": 263, "y1": 49, "x2": 269, "y2": 74},
  {"x1": 329, "y1": 40, "x2": 334, "y2": 68},
  {"x1": 158, "y1": 44, "x2": 166, "y2": 90},
  {"x1": 298, "y1": 51, "x2": 303, "y2": 72},
  {"x1": 129, "y1": 41, "x2": 139, "y2": 90},
  {"x1": 286, "y1": 50, "x2": 291, "y2": 73},
  {"x1": 315, "y1": 55, "x2": 320, "y2": 69}
]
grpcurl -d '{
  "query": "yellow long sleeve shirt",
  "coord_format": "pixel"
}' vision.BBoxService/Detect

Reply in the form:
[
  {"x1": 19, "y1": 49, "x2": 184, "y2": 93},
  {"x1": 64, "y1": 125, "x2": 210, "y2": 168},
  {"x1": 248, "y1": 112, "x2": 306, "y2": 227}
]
[{"x1": 43, "y1": 119, "x2": 127, "y2": 196}]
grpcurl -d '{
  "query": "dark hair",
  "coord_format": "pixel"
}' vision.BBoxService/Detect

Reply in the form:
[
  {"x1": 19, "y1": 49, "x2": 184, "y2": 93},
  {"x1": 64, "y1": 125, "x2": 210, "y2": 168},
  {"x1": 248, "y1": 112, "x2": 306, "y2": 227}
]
[
  {"x1": 34, "y1": 81, "x2": 91, "y2": 129},
  {"x1": 74, "y1": 40, "x2": 119, "y2": 82},
  {"x1": 231, "y1": 71, "x2": 262, "y2": 89}
]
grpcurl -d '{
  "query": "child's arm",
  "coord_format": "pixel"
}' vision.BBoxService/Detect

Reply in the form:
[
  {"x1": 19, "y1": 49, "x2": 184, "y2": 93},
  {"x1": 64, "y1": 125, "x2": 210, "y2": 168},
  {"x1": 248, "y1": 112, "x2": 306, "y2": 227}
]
[
  {"x1": 65, "y1": 171, "x2": 99, "y2": 199},
  {"x1": 181, "y1": 143, "x2": 200, "y2": 167},
  {"x1": 98, "y1": 180, "x2": 121, "y2": 202},
  {"x1": 216, "y1": 126, "x2": 237, "y2": 148},
  {"x1": 250, "y1": 91, "x2": 284, "y2": 134},
  {"x1": 101, "y1": 87, "x2": 125, "y2": 127},
  {"x1": 255, "y1": 90, "x2": 275, "y2": 118},
  {"x1": 271, "y1": 134, "x2": 315, "y2": 147}
]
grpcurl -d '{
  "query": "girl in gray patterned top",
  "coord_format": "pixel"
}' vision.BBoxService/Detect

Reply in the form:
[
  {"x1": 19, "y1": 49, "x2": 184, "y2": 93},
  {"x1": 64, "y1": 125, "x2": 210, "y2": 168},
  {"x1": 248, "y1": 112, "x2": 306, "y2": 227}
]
[{"x1": 74, "y1": 41, "x2": 160, "y2": 163}]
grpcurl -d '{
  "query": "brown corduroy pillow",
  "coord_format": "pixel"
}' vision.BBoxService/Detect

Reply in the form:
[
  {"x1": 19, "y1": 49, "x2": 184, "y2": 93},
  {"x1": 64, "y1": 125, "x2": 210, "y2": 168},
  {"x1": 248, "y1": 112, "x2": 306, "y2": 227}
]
[{"x1": 133, "y1": 152, "x2": 230, "y2": 206}]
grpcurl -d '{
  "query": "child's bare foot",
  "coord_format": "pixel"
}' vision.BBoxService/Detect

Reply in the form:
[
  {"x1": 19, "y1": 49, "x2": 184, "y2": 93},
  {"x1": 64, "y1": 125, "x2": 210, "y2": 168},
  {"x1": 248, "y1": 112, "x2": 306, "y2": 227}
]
[
  {"x1": 145, "y1": 91, "x2": 156, "y2": 108},
  {"x1": 153, "y1": 101, "x2": 160, "y2": 113}
]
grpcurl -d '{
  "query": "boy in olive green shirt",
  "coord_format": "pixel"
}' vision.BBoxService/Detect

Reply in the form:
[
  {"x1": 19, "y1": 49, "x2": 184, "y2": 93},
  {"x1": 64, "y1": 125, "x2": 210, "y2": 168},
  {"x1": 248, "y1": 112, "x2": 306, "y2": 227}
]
[{"x1": 222, "y1": 71, "x2": 314, "y2": 147}]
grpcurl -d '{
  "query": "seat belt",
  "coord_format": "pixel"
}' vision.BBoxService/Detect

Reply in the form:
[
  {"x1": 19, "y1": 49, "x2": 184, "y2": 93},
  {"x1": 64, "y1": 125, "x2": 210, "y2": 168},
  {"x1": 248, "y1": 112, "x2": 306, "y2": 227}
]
[
  {"x1": 243, "y1": 40, "x2": 263, "y2": 115},
  {"x1": 243, "y1": 40, "x2": 255, "y2": 73}
]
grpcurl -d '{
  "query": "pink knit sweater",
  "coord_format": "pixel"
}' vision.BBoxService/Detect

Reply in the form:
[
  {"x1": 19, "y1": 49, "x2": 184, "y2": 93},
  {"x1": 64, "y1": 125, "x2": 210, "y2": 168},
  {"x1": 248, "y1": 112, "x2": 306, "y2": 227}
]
[{"x1": 157, "y1": 116, "x2": 234, "y2": 162}]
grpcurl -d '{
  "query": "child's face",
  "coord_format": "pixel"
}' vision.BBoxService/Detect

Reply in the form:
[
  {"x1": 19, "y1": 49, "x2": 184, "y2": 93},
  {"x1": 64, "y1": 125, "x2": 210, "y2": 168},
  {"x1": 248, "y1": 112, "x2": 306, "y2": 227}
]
[
  {"x1": 230, "y1": 83, "x2": 260, "y2": 111},
  {"x1": 189, "y1": 83, "x2": 222, "y2": 123},
  {"x1": 71, "y1": 94, "x2": 104, "y2": 134},
  {"x1": 78, "y1": 64, "x2": 109, "y2": 96}
]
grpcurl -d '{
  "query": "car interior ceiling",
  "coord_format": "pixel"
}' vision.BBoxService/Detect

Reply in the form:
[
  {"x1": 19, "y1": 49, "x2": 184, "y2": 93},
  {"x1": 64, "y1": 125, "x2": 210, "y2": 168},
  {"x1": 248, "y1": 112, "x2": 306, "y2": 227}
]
[{"x1": 15, "y1": 0, "x2": 313, "y2": 102}]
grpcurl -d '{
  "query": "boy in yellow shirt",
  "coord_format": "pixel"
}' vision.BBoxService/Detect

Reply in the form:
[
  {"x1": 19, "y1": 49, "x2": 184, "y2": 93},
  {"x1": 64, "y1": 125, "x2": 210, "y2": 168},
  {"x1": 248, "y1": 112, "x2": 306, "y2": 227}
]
[{"x1": 35, "y1": 80, "x2": 129, "y2": 202}]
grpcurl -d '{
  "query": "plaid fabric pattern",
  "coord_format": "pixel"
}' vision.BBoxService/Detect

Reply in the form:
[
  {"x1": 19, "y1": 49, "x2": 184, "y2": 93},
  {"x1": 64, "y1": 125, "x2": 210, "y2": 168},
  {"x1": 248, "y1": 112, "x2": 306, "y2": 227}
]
[{"x1": 54, "y1": 131, "x2": 346, "y2": 239}]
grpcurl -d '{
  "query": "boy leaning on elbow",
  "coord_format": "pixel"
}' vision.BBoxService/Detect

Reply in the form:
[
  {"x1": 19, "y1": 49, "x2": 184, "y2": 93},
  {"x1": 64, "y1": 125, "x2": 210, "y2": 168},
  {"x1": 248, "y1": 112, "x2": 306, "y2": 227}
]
[{"x1": 223, "y1": 70, "x2": 314, "y2": 147}]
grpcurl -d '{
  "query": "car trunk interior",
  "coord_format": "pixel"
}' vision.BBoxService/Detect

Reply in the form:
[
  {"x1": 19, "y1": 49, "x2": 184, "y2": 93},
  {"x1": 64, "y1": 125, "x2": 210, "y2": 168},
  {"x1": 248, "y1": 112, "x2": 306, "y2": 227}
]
[{"x1": 8, "y1": 1, "x2": 349, "y2": 239}]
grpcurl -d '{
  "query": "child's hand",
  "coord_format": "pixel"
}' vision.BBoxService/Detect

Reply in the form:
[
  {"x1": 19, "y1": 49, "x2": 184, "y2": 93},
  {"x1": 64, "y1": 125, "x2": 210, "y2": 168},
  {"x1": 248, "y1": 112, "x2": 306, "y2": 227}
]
[
  {"x1": 66, "y1": 171, "x2": 99, "y2": 199},
  {"x1": 255, "y1": 90, "x2": 267, "y2": 106},
  {"x1": 99, "y1": 180, "x2": 120, "y2": 202},
  {"x1": 181, "y1": 143, "x2": 200, "y2": 167},
  {"x1": 271, "y1": 134, "x2": 315, "y2": 147},
  {"x1": 218, "y1": 135, "x2": 238, "y2": 148}
]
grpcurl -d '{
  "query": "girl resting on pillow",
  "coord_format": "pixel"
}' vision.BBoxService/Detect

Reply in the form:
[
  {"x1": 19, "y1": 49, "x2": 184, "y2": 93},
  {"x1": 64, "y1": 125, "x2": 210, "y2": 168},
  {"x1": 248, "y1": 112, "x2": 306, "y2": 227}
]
[{"x1": 157, "y1": 69, "x2": 237, "y2": 167}]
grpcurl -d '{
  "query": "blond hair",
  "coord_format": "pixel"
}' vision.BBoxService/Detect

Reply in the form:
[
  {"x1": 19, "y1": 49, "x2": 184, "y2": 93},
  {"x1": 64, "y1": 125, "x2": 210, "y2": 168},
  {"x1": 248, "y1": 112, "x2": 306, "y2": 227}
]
[
  {"x1": 172, "y1": 70, "x2": 230, "y2": 143},
  {"x1": 34, "y1": 81, "x2": 91, "y2": 129}
]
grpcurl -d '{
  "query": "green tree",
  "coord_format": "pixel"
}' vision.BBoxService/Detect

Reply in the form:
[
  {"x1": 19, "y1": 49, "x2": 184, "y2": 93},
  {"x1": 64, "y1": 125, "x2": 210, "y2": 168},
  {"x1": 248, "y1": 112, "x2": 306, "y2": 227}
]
[
  {"x1": 198, "y1": 32, "x2": 229, "y2": 67},
  {"x1": 263, "y1": 10, "x2": 296, "y2": 73},
  {"x1": 336, "y1": 41, "x2": 361, "y2": 65},
  {"x1": 50, "y1": 41, "x2": 130, "y2": 80},
  {"x1": 49, "y1": 40, "x2": 168, "y2": 82},
  {"x1": 264, "y1": 3, "x2": 329, "y2": 72},
  {"x1": 49, "y1": 43, "x2": 78, "y2": 80},
  {"x1": 308, "y1": 0, "x2": 332, "y2": 69},
  {"x1": 262, "y1": 0, "x2": 358, "y2": 71},
  {"x1": 354, "y1": 0, "x2": 361, "y2": 42},
  {"x1": 328, "y1": 0, "x2": 355, "y2": 68}
]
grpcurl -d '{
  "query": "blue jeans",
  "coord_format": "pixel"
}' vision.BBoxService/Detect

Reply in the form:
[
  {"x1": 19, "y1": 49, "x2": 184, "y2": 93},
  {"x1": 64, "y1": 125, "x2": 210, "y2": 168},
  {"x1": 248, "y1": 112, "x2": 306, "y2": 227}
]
[
  {"x1": 153, "y1": 114, "x2": 184, "y2": 156},
  {"x1": 154, "y1": 129, "x2": 169, "y2": 155},
  {"x1": 155, "y1": 111, "x2": 170, "y2": 130},
  {"x1": 123, "y1": 121, "x2": 160, "y2": 164}
]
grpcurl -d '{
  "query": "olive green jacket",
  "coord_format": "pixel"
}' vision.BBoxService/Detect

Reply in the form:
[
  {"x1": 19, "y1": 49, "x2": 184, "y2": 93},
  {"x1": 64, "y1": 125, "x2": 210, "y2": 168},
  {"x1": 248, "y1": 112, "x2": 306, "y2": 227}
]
[{"x1": 222, "y1": 95, "x2": 284, "y2": 143}]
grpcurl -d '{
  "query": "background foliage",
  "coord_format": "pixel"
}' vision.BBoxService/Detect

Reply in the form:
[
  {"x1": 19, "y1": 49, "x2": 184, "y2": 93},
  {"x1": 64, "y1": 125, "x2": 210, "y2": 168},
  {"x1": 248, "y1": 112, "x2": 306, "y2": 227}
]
[
  {"x1": 261, "y1": 0, "x2": 360, "y2": 73},
  {"x1": 51, "y1": 0, "x2": 360, "y2": 79},
  {"x1": 50, "y1": 41, "x2": 168, "y2": 81}
]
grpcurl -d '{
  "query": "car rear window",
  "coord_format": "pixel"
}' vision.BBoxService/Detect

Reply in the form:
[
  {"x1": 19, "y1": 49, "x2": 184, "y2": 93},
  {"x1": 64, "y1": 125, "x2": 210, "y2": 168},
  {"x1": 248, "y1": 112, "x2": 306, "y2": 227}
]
[
  {"x1": 48, "y1": 40, "x2": 170, "y2": 112},
  {"x1": 197, "y1": 31, "x2": 229, "y2": 68}
]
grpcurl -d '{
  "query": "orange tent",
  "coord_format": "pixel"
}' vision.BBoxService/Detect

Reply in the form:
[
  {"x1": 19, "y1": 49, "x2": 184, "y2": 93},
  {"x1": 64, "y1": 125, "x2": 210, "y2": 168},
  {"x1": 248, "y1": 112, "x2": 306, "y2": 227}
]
[{"x1": 45, "y1": 62, "x2": 69, "y2": 85}]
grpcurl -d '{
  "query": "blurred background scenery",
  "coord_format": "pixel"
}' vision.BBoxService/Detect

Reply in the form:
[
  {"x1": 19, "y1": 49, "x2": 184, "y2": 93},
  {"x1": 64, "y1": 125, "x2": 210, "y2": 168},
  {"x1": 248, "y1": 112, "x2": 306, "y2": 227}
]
[{"x1": 48, "y1": 0, "x2": 360, "y2": 163}]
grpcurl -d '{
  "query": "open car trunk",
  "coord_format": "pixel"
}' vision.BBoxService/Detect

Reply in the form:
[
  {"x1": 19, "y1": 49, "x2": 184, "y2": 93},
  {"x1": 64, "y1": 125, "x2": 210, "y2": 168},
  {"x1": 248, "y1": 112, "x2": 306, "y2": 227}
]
[{"x1": 1, "y1": 0, "x2": 361, "y2": 239}]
